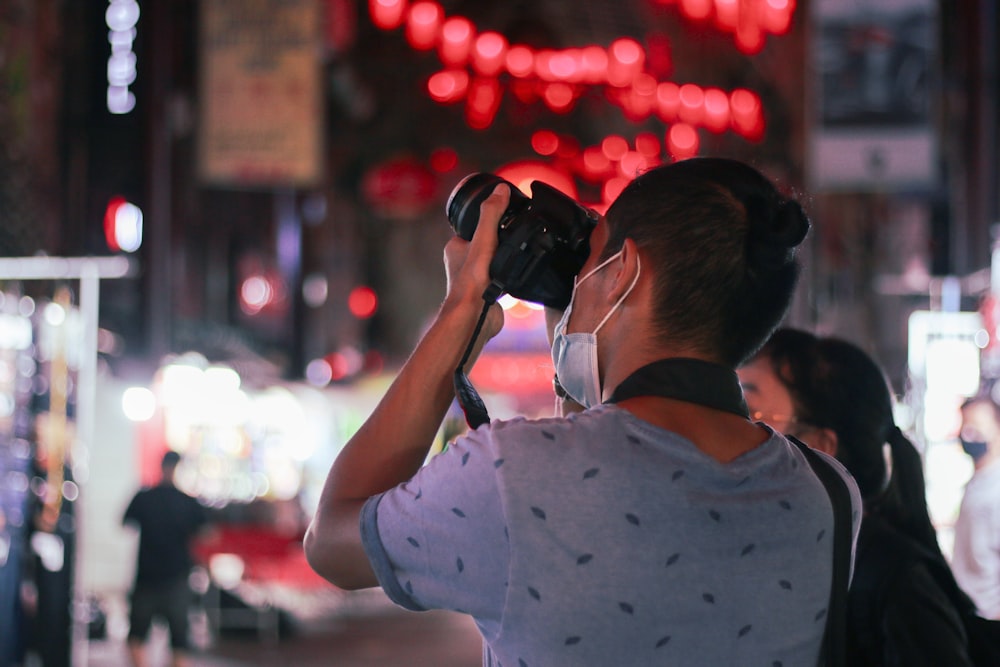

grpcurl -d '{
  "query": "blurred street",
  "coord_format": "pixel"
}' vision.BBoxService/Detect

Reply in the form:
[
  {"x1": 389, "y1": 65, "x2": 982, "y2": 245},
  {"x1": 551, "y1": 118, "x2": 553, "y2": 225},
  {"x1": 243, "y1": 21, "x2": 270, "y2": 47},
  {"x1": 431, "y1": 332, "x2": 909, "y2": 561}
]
[{"x1": 83, "y1": 590, "x2": 483, "y2": 667}]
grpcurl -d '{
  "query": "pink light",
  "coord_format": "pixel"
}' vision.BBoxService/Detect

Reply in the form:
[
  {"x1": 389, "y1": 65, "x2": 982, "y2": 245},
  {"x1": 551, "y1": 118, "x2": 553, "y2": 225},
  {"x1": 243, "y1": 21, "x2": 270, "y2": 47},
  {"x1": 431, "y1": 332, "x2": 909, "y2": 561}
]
[
  {"x1": 505, "y1": 45, "x2": 534, "y2": 78},
  {"x1": 635, "y1": 132, "x2": 661, "y2": 158},
  {"x1": 715, "y1": 0, "x2": 739, "y2": 30},
  {"x1": 369, "y1": 0, "x2": 407, "y2": 30},
  {"x1": 601, "y1": 135, "x2": 629, "y2": 162},
  {"x1": 678, "y1": 83, "x2": 705, "y2": 124},
  {"x1": 622, "y1": 81, "x2": 656, "y2": 121},
  {"x1": 730, "y1": 88, "x2": 764, "y2": 139},
  {"x1": 582, "y1": 147, "x2": 612, "y2": 179},
  {"x1": 619, "y1": 151, "x2": 649, "y2": 179},
  {"x1": 465, "y1": 76, "x2": 501, "y2": 130},
  {"x1": 702, "y1": 87, "x2": 730, "y2": 133},
  {"x1": 656, "y1": 82, "x2": 680, "y2": 121},
  {"x1": 472, "y1": 31, "x2": 508, "y2": 77},
  {"x1": 679, "y1": 0, "x2": 713, "y2": 20},
  {"x1": 427, "y1": 70, "x2": 469, "y2": 103},
  {"x1": 580, "y1": 45, "x2": 609, "y2": 84},
  {"x1": 667, "y1": 123, "x2": 700, "y2": 160},
  {"x1": 534, "y1": 50, "x2": 555, "y2": 81},
  {"x1": 348, "y1": 286, "x2": 379, "y2": 319},
  {"x1": 762, "y1": 0, "x2": 795, "y2": 35},
  {"x1": 603, "y1": 176, "x2": 630, "y2": 207},
  {"x1": 438, "y1": 16, "x2": 473, "y2": 67},
  {"x1": 608, "y1": 38, "x2": 644, "y2": 87},
  {"x1": 548, "y1": 50, "x2": 580, "y2": 81},
  {"x1": 542, "y1": 82, "x2": 575, "y2": 113},
  {"x1": 736, "y1": 20, "x2": 765, "y2": 54},
  {"x1": 404, "y1": 1, "x2": 442, "y2": 51},
  {"x1": 531, "y1": 129, "x2": 560, "y2": 156}
]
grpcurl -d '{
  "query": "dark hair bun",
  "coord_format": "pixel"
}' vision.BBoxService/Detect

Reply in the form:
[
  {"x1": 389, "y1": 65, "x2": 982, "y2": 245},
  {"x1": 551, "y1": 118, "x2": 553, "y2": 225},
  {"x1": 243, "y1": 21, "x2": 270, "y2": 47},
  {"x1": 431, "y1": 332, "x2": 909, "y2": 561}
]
[{"x1": 747, "y1": 199, "x2": 810, "y2": 270}]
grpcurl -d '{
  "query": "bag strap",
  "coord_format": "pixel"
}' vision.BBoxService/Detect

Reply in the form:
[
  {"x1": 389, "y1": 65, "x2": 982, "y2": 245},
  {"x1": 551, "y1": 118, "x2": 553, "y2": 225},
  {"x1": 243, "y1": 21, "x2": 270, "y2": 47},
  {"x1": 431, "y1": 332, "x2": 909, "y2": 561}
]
[{"x1": 789, "y1": 436, "x2": 852, "y2": 667}]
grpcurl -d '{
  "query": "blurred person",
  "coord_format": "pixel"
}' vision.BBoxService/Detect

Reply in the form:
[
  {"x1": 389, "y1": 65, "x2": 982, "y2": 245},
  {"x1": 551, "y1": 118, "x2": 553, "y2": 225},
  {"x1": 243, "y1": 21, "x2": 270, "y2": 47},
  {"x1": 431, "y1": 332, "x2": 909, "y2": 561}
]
[
  {"x1": 954, "y1": 394, "x2": 1000, "y2": 619},
  {"x1": 123, "y1": 451, "x2": 208, "y2": 667},
  {"x1": 739, "y1": 327, "x2": 978, "y2": 665},
  {"x1": 305, "y1": 158, "x2": 863, "y2": 666}
]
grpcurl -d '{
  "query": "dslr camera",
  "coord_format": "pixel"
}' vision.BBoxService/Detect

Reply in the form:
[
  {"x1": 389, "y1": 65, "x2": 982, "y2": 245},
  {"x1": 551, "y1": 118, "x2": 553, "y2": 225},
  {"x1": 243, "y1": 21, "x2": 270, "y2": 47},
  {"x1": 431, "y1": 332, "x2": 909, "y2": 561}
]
[{"x1": 446, "y1": 173, "x2": 599, "y2": 309}]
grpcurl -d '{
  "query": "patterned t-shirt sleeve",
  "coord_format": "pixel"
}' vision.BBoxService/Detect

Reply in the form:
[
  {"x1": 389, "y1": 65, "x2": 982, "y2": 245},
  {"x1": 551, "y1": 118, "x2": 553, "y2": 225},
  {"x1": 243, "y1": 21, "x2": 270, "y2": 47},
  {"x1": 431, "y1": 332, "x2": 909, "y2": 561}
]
[{"x1": 361, "y1": 428, "x2": 509, "y2": 625}]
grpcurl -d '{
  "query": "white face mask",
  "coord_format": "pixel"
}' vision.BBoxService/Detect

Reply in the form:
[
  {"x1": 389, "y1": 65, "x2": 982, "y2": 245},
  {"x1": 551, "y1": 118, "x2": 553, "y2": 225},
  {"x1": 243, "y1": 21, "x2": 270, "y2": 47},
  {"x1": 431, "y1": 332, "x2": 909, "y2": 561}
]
[{"x1": 551, "y1": 250, "x2": 641, "y2": 408}]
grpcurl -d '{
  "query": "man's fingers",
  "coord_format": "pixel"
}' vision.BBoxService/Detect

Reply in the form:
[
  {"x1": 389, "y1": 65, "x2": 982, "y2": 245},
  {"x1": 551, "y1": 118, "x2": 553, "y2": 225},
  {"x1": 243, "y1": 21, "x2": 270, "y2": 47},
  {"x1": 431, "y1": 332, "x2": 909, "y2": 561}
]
[{"x1": 470, "y1": 184, "x2": 509, "y2": 256}]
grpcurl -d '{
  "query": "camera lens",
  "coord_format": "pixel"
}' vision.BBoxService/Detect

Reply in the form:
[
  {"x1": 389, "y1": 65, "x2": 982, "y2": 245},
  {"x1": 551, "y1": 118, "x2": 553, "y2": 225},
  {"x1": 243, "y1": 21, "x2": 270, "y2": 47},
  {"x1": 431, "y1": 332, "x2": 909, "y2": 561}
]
[{"x1": 446, "y1": 173, "x2": 526, "y2": 241}]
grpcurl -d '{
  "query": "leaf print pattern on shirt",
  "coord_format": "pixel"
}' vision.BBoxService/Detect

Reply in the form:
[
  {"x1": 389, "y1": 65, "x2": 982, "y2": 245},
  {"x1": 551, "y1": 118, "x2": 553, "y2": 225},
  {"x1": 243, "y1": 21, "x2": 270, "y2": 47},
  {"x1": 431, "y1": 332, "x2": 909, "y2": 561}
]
[{"x1": 367, "y1": 411, "x2": 847, "y2": 666}]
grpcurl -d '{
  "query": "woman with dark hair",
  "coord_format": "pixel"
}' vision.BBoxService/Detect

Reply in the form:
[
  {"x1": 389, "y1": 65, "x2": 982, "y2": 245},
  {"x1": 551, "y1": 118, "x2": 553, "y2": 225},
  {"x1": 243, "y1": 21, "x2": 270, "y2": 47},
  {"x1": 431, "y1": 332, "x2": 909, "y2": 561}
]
[{"x1": 739, "y1": 327, "x2": 976, "y2": 666}]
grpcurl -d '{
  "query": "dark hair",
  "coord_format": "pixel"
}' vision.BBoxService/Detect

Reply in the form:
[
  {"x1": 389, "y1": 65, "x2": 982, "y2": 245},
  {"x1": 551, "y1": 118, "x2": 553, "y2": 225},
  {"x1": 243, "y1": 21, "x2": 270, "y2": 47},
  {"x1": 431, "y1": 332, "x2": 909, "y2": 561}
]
[
  {"x1": 755, "y1": 328, "x2": 940, "y2": 554},
  {"x1": 162, "y1": 450, "x2": 181, "y2": 468},
  {"x1": 603, "y1": 157, "x2": 810, "y2": 366}
]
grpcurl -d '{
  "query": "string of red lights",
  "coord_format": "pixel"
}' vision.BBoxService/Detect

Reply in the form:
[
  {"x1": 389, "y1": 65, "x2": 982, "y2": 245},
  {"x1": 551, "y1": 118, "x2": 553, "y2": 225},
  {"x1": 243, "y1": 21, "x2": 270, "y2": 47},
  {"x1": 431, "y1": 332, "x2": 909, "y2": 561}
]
[{"x1": 363, "y1": 0, "x2": 793, "y2": 208}]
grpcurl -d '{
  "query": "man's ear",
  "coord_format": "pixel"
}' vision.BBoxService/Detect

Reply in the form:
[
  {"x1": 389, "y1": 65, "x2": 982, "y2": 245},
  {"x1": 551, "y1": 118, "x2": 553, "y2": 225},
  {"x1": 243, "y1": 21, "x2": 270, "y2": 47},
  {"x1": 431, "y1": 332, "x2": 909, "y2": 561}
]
[
  {"x1": 808, "y1": 427, "x2": 839, "y2": 458},
  {"x1": 606, "y1": 238, "x2": 641, "y2": 304}
]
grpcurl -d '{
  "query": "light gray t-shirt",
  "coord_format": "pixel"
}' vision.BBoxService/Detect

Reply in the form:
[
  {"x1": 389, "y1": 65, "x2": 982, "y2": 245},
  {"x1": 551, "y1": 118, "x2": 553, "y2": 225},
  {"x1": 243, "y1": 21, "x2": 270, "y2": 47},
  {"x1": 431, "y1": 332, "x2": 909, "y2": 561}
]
[{"x1": 362, "y1": 405, "x2": 861, "y2": 667}]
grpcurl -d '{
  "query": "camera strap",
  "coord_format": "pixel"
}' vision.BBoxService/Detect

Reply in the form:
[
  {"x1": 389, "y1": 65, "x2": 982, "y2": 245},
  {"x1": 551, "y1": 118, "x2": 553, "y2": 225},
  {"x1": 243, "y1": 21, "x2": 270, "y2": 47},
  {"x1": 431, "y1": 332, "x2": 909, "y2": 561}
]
[
  {"x1": 606, "y1": 357, "x2": 749, "y2": 417},
  {"x1": 453, "y1": 299, "x2": 495, "y2": 429}
]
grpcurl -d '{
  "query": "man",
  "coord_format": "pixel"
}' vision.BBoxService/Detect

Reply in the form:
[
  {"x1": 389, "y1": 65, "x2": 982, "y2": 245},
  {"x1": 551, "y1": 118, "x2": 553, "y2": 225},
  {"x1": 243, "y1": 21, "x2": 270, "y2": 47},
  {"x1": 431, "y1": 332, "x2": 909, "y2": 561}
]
[
  {"x1": 123, "y1": 451, "x2": 207, "y2": 667},
  {"x1": 304, "y1": 158, "x2": 861, "y2": 665},
  {"x1": 953, "y1": 395, "x2": 1000, "y2": 619}
]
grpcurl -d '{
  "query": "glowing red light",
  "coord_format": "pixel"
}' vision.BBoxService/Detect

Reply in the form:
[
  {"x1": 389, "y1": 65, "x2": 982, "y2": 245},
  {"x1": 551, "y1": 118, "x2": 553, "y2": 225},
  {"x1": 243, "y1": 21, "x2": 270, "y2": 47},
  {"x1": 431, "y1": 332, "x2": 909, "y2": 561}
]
[
  {"x1": 369, "y1": 0, "x2": 407, "y2": 30},
  {"x1": 429, "y1": 146, "x2": 458, "y2": 172},
  {"x1": 439, "y1": 16, "x2": 473, "y2": 67},
  {"x1": 505, "y1": 45, "x2": 534, "y2": 78},
  {"x1": 580, "y1": 45, "x2": 609, "y2": 83},
  {"x1": 679, "y1": 0, "x2": 713, "y2": 20},
  {"x1": 678, "y1": 83, "x2": 705, "y2": 124},
  {"x1": 667, "y1": 123, "x2": 700, "y2": 160},
  {"x1": 714, "y1": 0, "x2": 740, "y2": 30},
  {"x1": 548, "y1": 51, "x2": 579, "y2": 81},
  {"x1": 534, "y1": 50, "x2": 555, "y2": 81},
  {"x1": 703, "y1": 87, "x2": 730, "y2": 133},
  {"x1": 531, "y1": 130, "x2": 560, "y2": 156},
  {"x1": 635, "y1": 132, "x2": 661, "y2": 158},
  {"x1": 542, "y1": 82, "x2": 575, "y2": 113},
  {"x1": 762, "y1": 0, "x2": 795, "y2": 34},
  {"x1": 404, "y1": 1, "x2": 442, "y2": 51},
  {"x1": 582, "y1": 147, "x2": 612, "y2": 180},
  {"x1": 603, "y1": 176, "x2": 630, "y2": 206},
  {"x1": 601, "y1": 135, "x2": 629, "y2": 162},
  {"x1": 619, "y1": 151, "x2": 649, "y2": 179},
  {"x1": 736, "y1": 22, "x2": 765, "y2": 54},
  {"x1": 348, "y1": 286, "x2": 379, "y2": 319},
  {"x1": 104, "y1": 196, "x2": 126, "y2": 252},
  {"x1": 472, "y1": 31, "x2": 507, "y2": 76},
  {"x1": 656, "y1": 82, "x2": 681, "y2": 121},
  {"x1": 427, "y1": 70, "x2": 469, "y2": 102},
  {"x1": 730, "y1": 88, "x2": 764, "y2": 139},
  {"x1": 608, "y1": 38, "x2": 644, "y2": 86},
  {"x1": 610, "y1": 38, "x2": 643, "y2": 67},
  {"x1": 465, "y1": 76, "x2": 501, "y2": 130}
]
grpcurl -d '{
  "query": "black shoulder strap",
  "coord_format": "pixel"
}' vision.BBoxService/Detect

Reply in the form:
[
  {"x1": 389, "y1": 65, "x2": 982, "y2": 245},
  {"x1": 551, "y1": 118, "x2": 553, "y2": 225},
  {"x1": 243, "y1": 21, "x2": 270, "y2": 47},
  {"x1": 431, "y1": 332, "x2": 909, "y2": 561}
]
[{"x1": 790, "y1": 436, "x2": 852, "y2": 667}]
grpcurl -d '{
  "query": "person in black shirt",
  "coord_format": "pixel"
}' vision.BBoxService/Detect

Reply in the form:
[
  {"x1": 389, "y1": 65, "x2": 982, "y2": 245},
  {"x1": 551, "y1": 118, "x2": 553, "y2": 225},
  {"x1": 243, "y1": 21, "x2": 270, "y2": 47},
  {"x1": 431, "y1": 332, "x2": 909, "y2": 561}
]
[{"x1": 123, "y1": 451, "x2": 207, "y2": 667}]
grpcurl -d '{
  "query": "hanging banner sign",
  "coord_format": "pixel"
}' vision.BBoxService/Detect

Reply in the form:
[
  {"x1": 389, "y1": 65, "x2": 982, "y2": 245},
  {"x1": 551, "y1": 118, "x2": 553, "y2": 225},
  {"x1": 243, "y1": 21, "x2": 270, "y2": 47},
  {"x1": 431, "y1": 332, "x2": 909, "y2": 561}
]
[
  {"x1": 808, "y1": 0, "x2": 936, "y2": 191},
  {"x1": 198, "y1": 0, "x2": 323, "y2": 188}
]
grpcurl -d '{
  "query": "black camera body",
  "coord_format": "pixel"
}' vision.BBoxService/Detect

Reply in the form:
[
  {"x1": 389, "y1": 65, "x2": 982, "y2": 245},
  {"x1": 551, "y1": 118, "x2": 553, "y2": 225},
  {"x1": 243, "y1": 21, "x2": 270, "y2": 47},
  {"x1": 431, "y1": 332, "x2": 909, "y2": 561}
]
[{"x1": 446, "y1": 173, "x2": 598, "y2": 309}]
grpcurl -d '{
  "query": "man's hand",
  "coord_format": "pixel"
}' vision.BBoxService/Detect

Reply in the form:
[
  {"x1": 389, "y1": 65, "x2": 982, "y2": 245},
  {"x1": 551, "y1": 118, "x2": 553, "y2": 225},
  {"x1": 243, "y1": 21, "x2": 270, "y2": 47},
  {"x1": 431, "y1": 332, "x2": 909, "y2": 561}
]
[
  {"x1": 304, "y1": 182, "x2": 512, "y2": 591},
  {"x1": 443, "y1": 183, "x2": 509, "y2": 343}
]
